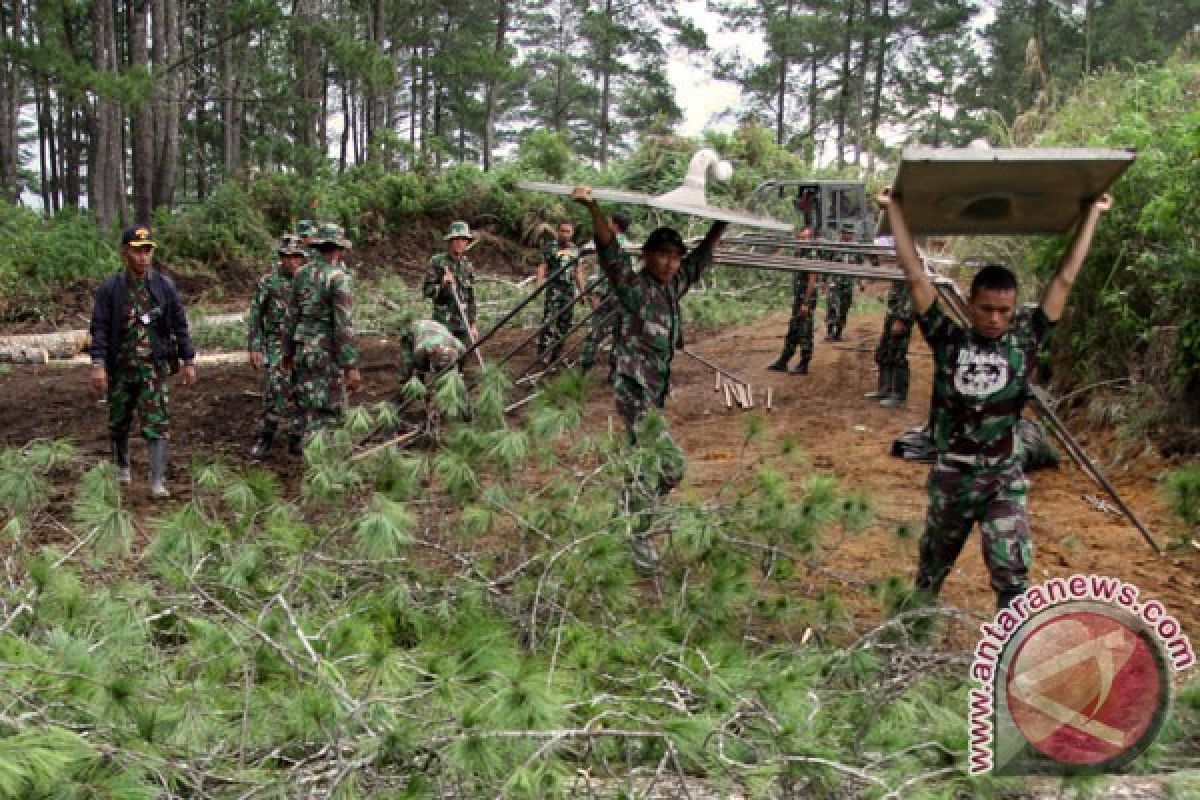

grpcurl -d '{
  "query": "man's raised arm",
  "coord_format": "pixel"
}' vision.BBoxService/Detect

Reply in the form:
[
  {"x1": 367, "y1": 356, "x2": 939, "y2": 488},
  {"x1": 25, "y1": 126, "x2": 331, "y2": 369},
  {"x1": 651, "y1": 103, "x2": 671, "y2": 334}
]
[
  {"x1": 876, "y1": 189, "x2": 937, "y2": 315},
  {"x1": 1040, "y1": 194, "x2": 1112, "y2": 322}
]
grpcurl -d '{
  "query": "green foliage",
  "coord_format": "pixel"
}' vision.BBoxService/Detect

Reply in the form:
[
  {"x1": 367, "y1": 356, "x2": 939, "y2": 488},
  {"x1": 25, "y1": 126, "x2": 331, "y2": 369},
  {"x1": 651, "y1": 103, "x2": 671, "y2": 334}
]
[
  {"x1": 1161, "y1": 465, "x2": 1200, "y2": 532},
  {"x1": 1030, "y1": 56, "x2": 1200, "y2": 432},
  {"x1": 153, "y1": 182, "x2": 274, "y2": 272},
  {"x1": 0, "y1": 206, "x2": 118, "y2": 315}
]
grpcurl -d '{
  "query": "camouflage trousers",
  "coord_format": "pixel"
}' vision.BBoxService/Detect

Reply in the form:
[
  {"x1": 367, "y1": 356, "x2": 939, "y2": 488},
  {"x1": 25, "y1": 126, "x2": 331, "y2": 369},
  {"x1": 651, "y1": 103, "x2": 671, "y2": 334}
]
[
  {"x1": 916, "y1": 458, "x2": 1032, "y2": 600},
  {"x1": 874, "y1": 316, "x2": 912, "y2": 368},
  {"x1": 432, "y1": 305, "x2": 472, "y2": 348},
  {"x1": 260, "y1": 354, "x2": 297, "y2": 435},
  {"x1": 614, "y1": 374, "x2": 685, "y2": 496},
  {"x1": 825, "y1": 278, "x2": 854, "y2": 334},
  {"x1": 782, "y1": 294, "x2": 819, "y2": 359},
  {"x1": 537, "y1": 285, "x2": 576, "y2": 361},
  {"x1": 108, "y1": 362, "x2": 169, "y2": 440},
  {"x1": 579, "y1": 297, "x2": 616, "y2": 373},
  {"x1": 292, "y1": 351, "x2": 346, "y2": 435}
]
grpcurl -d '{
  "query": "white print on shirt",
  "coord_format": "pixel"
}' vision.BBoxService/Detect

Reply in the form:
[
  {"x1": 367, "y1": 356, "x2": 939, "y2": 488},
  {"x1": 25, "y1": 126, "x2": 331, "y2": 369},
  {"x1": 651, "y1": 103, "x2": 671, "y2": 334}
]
[{"x1": 953, "y1": 347, "x2": 1010, "y2": 397}]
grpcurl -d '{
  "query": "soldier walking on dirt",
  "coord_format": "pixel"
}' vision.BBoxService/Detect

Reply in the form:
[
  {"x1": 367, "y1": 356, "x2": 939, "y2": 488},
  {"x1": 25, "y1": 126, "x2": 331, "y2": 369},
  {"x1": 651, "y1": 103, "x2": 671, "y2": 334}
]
[
  {"x1": 282, "y1": 223, "x2": 360, "y2": 450},
  {"x1": 768, "y1": 226, "x2": 819, "y2": 375},
  {"x1": 864, "y1": 279, "x2": 914, "y2": 407},
  {"x1": 246, "y1": 235, "x2": 306, "y2": 460},
  {"x1": 536, "y1": 220, "x2": 585, "y2": 365},
  {"x1": 878, "y1": 188, "x2": 1113, "y2": 609},
  {"x1": 579, "y1": 212, "x2": 631, "y2": 379},
  {"x1": 572, "y1": 185, "x2": 728, "y2": 574},
  {"x1": 422, "y1": 221, "x2": 479, "y2": 349},
  {"x1": 88, "y1": 225, "x2": 196, "y2": 499},
  {"x1": 823, "y1": 223, "x2": 861, "y2": 341}
]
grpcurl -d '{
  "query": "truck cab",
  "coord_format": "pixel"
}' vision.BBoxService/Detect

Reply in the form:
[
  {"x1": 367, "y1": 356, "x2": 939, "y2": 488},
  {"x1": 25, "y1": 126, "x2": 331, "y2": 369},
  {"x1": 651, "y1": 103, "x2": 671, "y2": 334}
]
[{"x1": 750, "y1": 180, "x2": 875, "y2": 242}]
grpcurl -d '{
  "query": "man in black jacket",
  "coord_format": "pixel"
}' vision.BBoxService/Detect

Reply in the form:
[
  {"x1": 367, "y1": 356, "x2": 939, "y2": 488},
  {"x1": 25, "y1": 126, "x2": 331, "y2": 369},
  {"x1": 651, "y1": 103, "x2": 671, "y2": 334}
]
[{"x1": 88, "y1": 225, "x2": 196, "y2": 498}]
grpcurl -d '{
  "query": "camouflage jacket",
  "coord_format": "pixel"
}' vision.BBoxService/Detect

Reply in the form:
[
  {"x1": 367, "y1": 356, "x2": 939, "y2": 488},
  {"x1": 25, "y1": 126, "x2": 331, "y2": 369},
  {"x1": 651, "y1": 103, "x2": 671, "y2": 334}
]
[
  {"x1": 596, "y1": 233, "x2": 716, "y2": 407},
  {"x1": 422, "y1": 253, "x2": 477, "y2": 331},
  {"x1": 884, "y1": 280, "x2": 913, "y2": 322},
  {"x1": 542, "y1": 243, "x2": 581, "y2": 292},
  {"x1": 247, "y1": 266, "x2": 293, "y2": 358},
  {"x1": 398, "y1": 319, "x2": 465, "y2": 385},
  {"x1": 790, "y1": 246, "x2": 818, "y2": 303},
  {"x1": 283, "y1": 255, "x2": 357, "y2": 368},
  {"x1": 820, "y1": 248, "x2": 861, "y2": 288},
  {"x1": 917, "y1": 301, "x2": 1054, "y2": 465}
]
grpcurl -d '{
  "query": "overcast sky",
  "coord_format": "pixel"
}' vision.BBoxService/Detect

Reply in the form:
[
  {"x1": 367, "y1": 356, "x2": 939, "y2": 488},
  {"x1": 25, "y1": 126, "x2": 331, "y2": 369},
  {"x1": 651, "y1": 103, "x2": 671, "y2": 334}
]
[{"x1": 667, "y1": 1, "x2": 766, "y2": 136}]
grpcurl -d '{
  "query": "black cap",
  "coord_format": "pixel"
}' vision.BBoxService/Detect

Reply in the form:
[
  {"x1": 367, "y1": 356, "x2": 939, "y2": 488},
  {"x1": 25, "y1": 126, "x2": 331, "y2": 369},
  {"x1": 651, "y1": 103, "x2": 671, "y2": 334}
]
[
  {"x1": 611, "y1": 212, "x2": 632, "y2": 233},
  {"x1": 642, "y1": 227, "x2": 686, "y2": 256},
  {"x1": 121, "y1": 225, "x2": 155, "y2": 248}
]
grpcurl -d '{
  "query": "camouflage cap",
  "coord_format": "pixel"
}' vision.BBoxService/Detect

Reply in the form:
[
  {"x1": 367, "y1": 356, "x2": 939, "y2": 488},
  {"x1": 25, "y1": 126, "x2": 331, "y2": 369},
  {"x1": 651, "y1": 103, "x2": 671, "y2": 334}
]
[
  {"x1": 444, "y1": 221, "x2": 475, "y2": 241},
  {"x1": 278, "y1": 233, "x2": 306, "y2": 256},
  {"x1": 296, "y1": 219, "x2": 317, "y2": 238},
  {"x1": 121, "y1": 225, "x2": 155, "y2": 248},
  {"x1": 312, "y1": 222, "x2": 352, "y2": 249}
]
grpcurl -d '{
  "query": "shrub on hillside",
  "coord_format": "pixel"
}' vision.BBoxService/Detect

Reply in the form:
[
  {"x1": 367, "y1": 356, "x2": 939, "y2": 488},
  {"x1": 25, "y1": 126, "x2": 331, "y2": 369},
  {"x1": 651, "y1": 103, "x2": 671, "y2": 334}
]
[
  {"x1": 1030, "y1": 55, "x2": 1200, "y2": 432},
  {"x1": 153, "y1": 183, "x2": 274, "y2": 271},
  {"x1": 0, "y1": 204, "x2": 119, "y2": 292}
]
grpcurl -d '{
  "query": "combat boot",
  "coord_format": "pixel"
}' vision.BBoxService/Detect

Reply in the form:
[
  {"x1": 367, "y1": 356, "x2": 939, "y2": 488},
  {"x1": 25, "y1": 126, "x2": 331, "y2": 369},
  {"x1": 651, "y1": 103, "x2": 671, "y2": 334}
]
[
  {"x1": 791, "y1": 353, "x2": 810, "y2": 375},
  {"x1": 147, "y1": 438, "x2": 170, "y2": 499},
  {"x1": 768, "y1": 343, "x2": 794, "y2": 372},
  {"x1": 864, "y1": 366, "x2": 890, "y2": 400},
  {"x1": 111, "y1": 437, "x2": 131, "y2": 484},
  {"x1": 881, "y1": 364, "x2": 909, "y2": 408},
  {"x1": 287, "y1": 433, "x2": 305, "y2": 456},
  {"x1": 249, "y1": 422, "x2": 276, "y2": 460}
]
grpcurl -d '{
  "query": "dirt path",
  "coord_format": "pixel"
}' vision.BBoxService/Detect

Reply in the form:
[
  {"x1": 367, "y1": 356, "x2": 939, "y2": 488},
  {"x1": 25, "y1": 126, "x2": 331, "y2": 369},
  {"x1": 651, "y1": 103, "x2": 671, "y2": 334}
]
[
  {"x1": 663, "y1": 303, "x2": 1200, "y2": 639},
  {"x1": 1, "y1": 298, "x2": 1197, "y2": 639}
]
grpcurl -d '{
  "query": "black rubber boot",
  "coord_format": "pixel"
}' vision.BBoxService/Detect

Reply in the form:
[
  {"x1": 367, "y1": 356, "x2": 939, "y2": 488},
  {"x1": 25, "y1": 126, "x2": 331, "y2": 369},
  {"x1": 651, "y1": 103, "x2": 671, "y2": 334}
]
[
  {"x1": 147, "y1": 438, "x2": 170, "y2": 499},
  {"x1": 287, "y1": 433, "x2": 304, "y2": 456},
  {"x1": 769, "y1": 343, "x2": 795, "y2": 372},
  {"x1": 250, "y1": 422, "x2": 276, "y2": 460},
  {"x1": 111, "y1": 437, "x2": 131, "y2": 484},
  {"x1": 864, "y1": 366, "x2": 890, "y2": 400},
  {"x1": 881, "y1": 364, "x2": 909, "y2": 408},
  {"x1": 791, "y1": 353, "x2": 810, "y2": 375}
]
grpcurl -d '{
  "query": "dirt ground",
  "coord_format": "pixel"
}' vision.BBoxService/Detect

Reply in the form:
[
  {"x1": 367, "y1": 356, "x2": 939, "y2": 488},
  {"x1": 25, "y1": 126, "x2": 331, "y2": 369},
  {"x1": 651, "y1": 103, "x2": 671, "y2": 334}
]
[{"x1": 2, "y1": 289, "x2": 1197, "y2": 641}]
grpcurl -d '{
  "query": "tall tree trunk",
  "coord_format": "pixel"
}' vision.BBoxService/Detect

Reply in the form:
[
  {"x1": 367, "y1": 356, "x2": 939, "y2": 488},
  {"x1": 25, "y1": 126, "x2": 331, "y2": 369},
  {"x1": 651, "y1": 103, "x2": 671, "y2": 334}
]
[
  {"x1": 293, "y1": 0, "x2": 321, "y2": 177},
  {"x1": 853, "y1": 0, "x2": 873, "y2": 166},
  {"x1": 835, "y1": 0, "x2": 858, "y2": 170},
  {"x1": 774, "y1": 0, "x2": 794, "y2": 147},
  {"x1": 0, "y1": 0, "x2": 22, "y2": 202},
  {"x1": 129, "y1": 0, "x2": 155, "y2": 221},
  {"x1": 482, "y1": 0, "x2": 509, "y2": 171},
  {"x1": 806, "y1": 52, "x2": 818, "y2": 168},
  {"x1": 597, "y1": 0, "x2": 613, "y2": 166},
  {"x1": 90, "y1": 0, "x2": 126, "y2": 228},
  {"x1": 866, "y1": 0, "x2": 889, "y2": 175},
  {"x1": 151, "y1": 0, "x2": 180, "y2": 209},
  {"x1": 219, "y1": 0, "x2": 239, "y2": 178},
  {"x1": 339, "y1": 85, "x2": 350, "y2": 171},
  {"x1": 37, "y1": 92, "x2": 52, "y2": 212}
]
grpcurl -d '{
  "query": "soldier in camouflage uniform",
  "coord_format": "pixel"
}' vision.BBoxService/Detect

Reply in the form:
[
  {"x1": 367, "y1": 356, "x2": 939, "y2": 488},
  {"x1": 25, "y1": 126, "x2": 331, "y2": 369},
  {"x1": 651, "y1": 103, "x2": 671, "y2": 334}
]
[
  {"x1": 864, "y1": 280, "x2": 914, "y2": 407},
  {"x1": 579, "y1": 212, "x2": 631, "y2": 378},
  {"x1": 397, "y1": 318, "x2": 466, "y2": 386},
  {"x1": 879, "y1": 189, "x2": 1113, "y2": 609},
  {"x1": 536, "y1": 220, "x2": 585, "y2": 365},
  {"x1": 822, "y1": 224, "x2": 861, "y2": 341},
  {"x1": 573, "y1": 186, "x2": 728, "y2": 574},
  {"x1": 246, "y1": 235, "x2": 306, "y2": 459},
  {"x1": 422, "y1": 221, "x2": 479, "y2": 348},
  {"x1": 88, "y1": 225, "x2": 196, "y2": 498},
  {"x1": 282, "y1": 223, "x2": 360, "y2": 449},
  {"x1": 768, "y1": 226, "x2": 819, "y2": 374}
]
